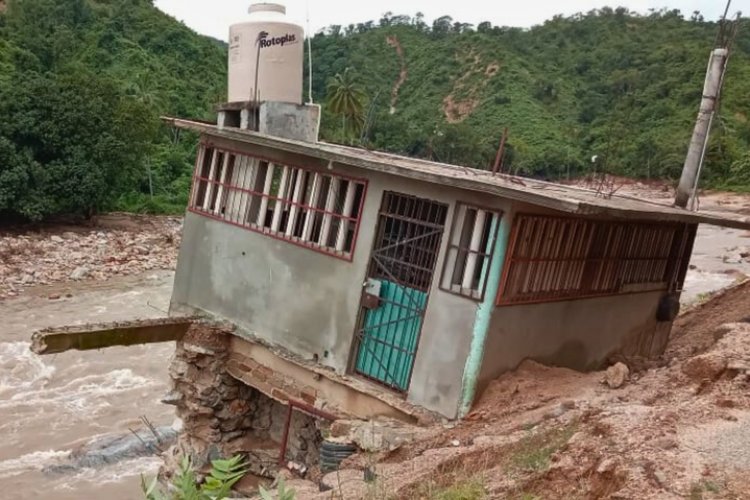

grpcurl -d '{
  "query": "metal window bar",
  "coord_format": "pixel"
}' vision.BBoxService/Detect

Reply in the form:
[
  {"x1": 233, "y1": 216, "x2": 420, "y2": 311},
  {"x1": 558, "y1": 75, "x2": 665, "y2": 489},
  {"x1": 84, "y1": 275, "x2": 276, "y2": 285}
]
[
  {"x1": 189, "y1": 145, "x2": 367, "y2": 260},
  {"x1": 498, "y1": 214, "x2": 681, "y2": 305},
  {"x1": 440, "y1": 203, "x2": 501, "y2": 300}
]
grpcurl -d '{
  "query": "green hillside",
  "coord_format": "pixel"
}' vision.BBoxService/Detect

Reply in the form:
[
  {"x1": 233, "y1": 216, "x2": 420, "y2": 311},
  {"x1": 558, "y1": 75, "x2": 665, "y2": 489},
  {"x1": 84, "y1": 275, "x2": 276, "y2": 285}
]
[
  {"x1": 0, "y1": 0, "x2": 226, "y2": 220},
  {"x1": 1, "y1": 2, "x2": 749, "y2": 221},
  {"x1": 310, "y1": 10, "x2": 750, "y2": 185}
]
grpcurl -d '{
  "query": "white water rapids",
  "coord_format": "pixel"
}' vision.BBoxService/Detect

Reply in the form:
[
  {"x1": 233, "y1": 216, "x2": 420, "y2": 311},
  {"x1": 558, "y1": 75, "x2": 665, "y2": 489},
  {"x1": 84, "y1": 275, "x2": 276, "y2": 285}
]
[{"x1": 0, "y1": 271, "x2": 175, "y2": 499}]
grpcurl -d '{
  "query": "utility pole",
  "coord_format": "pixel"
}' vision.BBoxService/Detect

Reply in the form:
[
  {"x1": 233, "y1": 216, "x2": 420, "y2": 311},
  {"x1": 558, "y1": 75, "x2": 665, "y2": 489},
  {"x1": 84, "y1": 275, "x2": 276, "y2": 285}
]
[
  {"x1": 675, "y1": 1, "x2": 737, "y2": 209},
  {"x1": 674, "y1": 47, "x2": 728, "y2": 208}
]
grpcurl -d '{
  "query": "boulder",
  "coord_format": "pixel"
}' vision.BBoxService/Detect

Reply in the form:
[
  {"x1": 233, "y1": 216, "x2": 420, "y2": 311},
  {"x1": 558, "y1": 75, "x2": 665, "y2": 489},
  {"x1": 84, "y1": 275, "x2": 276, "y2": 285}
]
[
  {"x1": 682, "y1": 354, "x2": 727, "y2": 382},
  {"x1": 69, "y1": 266, "x2": 90, "y2": 280},
  {"x1": 605, "y1": 362, "x2": 630, "y2": 389}
]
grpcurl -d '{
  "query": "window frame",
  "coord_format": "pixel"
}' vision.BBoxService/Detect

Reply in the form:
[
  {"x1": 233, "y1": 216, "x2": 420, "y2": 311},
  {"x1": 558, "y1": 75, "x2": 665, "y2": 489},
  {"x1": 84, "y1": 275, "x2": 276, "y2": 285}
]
[
  {"x1": 188, "y1": 141, "x2": 369, "y2": 262},
  {"x1": 496, "y1": 213, "x2": 691, "y2": 306},
  {"x1": 439, "y1": 202, "x2": 503, "y2": 301}
]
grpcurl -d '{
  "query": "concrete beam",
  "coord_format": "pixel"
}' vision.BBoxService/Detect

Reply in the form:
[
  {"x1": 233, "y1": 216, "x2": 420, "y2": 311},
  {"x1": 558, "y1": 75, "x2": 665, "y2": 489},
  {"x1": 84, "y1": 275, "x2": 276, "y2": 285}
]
[
  {"x1": 227, "y1": 335, "x2": 441, "y2": 425},
  {"x1": 30, "y1": 317, "x2": 197, "y2": 355}
]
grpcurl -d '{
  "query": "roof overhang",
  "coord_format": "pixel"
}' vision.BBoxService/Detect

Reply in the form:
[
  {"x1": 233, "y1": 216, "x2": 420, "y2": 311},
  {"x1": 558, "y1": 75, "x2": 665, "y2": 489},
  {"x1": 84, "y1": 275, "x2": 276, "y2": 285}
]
[{"x1": 165, "y1": 117, "x2": 750, "y2": 230}]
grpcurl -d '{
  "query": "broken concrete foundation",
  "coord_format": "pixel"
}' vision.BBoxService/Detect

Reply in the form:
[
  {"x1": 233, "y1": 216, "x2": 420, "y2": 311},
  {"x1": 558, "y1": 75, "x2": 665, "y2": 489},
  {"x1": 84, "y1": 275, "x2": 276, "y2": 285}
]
[
  {"x1": 30, "y1": 317, "x2": 195, "y2": 355},
  {"x1": 162, "y1": 323, "x2": 325, "y2": 479}
]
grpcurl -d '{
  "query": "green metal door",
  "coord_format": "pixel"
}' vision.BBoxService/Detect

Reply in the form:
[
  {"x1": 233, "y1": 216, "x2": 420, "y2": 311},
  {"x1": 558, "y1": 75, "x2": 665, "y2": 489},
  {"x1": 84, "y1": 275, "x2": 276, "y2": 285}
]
[{"x1": 353, "y1": 192, "x2": 448, "y2": 392}]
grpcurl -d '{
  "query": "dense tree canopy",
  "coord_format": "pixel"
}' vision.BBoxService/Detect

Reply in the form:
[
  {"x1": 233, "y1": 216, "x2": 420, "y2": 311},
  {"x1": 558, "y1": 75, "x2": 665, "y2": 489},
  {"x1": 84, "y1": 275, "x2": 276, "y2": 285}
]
[
  {"x1": 0, "y1": 0, "x2": 225, "y2": 220},
  {"x1": 1, "y1": 1, "x2": 749, "y2": 221},
  {"x1": 309, "y1": 9, "x2": 750, "y2": 186}
]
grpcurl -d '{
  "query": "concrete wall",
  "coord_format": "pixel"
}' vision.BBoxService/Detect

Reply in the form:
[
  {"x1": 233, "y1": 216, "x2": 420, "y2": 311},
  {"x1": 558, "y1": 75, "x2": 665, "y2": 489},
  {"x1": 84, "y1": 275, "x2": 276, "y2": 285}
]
[
  {"x1": 259, "y1": 102, "x2": 320, "y2": 142},
  {"x1": 480, "y1": 291, "x2": 666, "y2": 388},
  {"x1": 171, "y1": 135, "x2": 511, "y2": 418},
  {"x1": 476, "y1": 201, "x2": 675, "y2": 390}
]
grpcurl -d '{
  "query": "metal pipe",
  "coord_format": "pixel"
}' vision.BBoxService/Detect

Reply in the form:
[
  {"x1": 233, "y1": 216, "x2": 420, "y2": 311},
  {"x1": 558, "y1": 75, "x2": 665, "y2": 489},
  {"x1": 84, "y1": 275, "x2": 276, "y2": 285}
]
[
  {"x1": 271, "y1": 166, "x2": 290, "y2": 231},
  {"x1": 201, "y1": 150, "x2": 218, "y2": 209},
  {"x1": 257, "y1": 163, "x2": 275, "y2": 226},
  {"x1": 318, "y1": 177, "x2": 340, "y2": 247},
  {"x1": 335, "y1": 181, "x2": 356, "y2": 251},
  {"x1": 277, "y1": 399, "x2": 337, "y2": 467},
  {"x1": 286, "y1": 170, "x2": 306, "y2": 237},
  {"x1": 462, "y1": 209, "x2": 486, "y2": 289},
  {"x1": 301, "y1": 173, "x2": 321, "y2": 241}
]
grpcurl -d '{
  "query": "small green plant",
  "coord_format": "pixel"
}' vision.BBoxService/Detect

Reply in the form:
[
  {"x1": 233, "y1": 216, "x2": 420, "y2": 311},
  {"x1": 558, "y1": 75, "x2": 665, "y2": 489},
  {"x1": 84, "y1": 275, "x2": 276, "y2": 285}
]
[
  {"x1": 431, "y1": 476, "x2": 487, "y2": 500},
  {"x1": 510, "y1": 423, "x2": 577, "y2": 473},
  {"x1": 259, "y1": 476, "x2": 297, "y2": 500},
  {"x1": 688, "y1": 479, "x2": 722, "y2": 499},
  {"x1": 689, "y1": 482, "x2": 704, "y2": 500},
  {"x1": 142, "y1": 454, "x2": 247, "y2": 500},
  {"x1": 702, "y1": 480, "x2": 720, "y2": 494}
]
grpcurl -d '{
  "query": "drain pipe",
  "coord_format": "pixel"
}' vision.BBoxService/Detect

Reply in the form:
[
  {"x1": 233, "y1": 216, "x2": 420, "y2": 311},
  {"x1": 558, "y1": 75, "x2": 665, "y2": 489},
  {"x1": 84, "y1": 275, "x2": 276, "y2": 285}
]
[{"x1": 458, "y1": 212, "x2": 512, "y2": 418}]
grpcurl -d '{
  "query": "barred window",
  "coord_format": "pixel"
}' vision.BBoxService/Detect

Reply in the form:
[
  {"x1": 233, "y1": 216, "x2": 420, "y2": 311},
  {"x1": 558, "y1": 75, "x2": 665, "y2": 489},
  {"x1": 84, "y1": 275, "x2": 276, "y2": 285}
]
[
  {"x1": 440, "y1": 204, "x2": 501, "y2": 300},
  {"x1": 498, "y1": 214, "x2": 689, "y2": 305},
  {"x1": 190, "y1": 145, "x2": 367, "y2": 259}
]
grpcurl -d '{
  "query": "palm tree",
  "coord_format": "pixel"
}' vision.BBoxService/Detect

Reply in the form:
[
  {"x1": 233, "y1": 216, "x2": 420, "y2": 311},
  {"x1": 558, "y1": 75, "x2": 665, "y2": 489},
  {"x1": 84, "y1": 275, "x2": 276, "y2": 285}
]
[{"x1": 325, "y1": 67, "x2": 366, "y2": 140}]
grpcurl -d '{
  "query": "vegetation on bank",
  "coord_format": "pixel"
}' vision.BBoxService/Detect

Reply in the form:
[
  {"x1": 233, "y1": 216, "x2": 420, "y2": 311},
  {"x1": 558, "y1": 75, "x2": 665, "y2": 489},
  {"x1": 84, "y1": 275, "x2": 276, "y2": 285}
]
[
  {"x1": 0, "y1": 0, "x2": 224, "y2": 220},
  {"x1": 142, "y1": 455, "x2": 248, "y2": 500},
  {"x1": 1, "y1": 0, "x2": 749, "y2": 221}
]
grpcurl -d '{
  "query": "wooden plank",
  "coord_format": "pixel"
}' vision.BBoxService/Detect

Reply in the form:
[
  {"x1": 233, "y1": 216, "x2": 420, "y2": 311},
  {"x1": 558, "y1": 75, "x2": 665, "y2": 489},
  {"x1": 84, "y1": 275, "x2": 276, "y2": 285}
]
[{"x1": 30, "y1": 317, "x2": 197, "y2": 355}]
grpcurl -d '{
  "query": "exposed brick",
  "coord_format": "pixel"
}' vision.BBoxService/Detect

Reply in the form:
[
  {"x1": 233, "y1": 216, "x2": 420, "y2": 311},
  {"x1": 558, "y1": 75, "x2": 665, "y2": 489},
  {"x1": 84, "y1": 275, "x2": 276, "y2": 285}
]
[
  {"x1": 255, "y1": 364, "x2": 273, "y2": 378},
  {"x1": 271, "y1": 388, "x2": 290, "y2": 402},
  {"x1": 300, "y1": 391, "x2": 317, "y2": 405}
]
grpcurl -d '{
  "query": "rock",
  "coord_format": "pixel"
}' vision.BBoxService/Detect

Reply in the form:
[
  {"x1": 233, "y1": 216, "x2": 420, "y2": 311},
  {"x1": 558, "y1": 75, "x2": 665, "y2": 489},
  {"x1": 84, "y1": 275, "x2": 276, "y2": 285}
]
[
  {"x1": 682, "y1": 354, "x2": 727, "y2": 382},
  {"x1": 48, "y1": 294, "x2": 61, "y2": 300},
  {"x1": 330, "y1": 420, "x2": 354, "y2": 438},
  {"x1": 652, "y1": 437, "x2": 678, "y2": 450},
  {"x1": 544, "y1": 403, "x2": 571, "y2": 419},
  {"x1": 50, "y1": 235, "x2": 64, "y2": 244},
  {"x1": 44, "y1": 427, "x2": 177, "y2": 474},
  {"x1": 69, "y1": 266, "x2": 90, "y2": 280},
  {"x1": 727, "y1": 360, "x2": 750, "y2": 372},
  {"x1": 183, "y1": 343, "x2": 217, "y2": 356},
  {"x1": 653, "y1": 470, "x2": 668, "y2": 487},
  {"x1": 605, "y1": 362, "x2": 630, "y2": 389},
  {"x1": 341, "y1": 418, "x2": 420, "y2": 452},
  {"x1": 450, "y1": 439, "x2": 460, "y2": 447},
  {"x1": 597, "y1": 457, "x2": 617, "y2": 474},
  {"x1": 161, "y1": 390, "x2": 183, "y2": 406}
]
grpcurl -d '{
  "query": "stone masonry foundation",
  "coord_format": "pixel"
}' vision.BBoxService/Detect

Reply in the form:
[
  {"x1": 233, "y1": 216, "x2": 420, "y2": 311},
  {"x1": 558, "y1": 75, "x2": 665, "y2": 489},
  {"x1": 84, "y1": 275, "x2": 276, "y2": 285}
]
[{"x1": 162, "y1": 323, "x2": 322, "y2": 479}]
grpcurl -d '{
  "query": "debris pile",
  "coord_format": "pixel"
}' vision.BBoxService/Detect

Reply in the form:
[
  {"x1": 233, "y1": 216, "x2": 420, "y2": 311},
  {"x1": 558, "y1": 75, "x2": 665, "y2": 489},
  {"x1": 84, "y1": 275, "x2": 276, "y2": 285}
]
[
  {"x1": 0, "y1": 215, "x2": 181, "y2": 299},
  {"x1": 292, "y1": 282, "x2": 750, "y2": 499}
]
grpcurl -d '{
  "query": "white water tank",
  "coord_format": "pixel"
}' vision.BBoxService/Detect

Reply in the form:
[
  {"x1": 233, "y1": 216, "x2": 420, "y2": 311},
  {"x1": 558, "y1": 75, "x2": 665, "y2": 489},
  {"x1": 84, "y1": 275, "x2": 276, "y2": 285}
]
[{"x1": 228, "y1": 3, "x2": 304, "y2": 104}]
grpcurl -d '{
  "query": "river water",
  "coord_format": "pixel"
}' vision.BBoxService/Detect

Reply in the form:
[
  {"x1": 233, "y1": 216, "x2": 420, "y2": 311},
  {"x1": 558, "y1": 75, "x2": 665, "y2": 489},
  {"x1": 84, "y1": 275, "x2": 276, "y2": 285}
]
[
  {"x1": 0, "y1": 271, "x2": 175, "y2": 499},
  {"x1": 1, "y1": 222, "x2": 749, "y2": 499}
]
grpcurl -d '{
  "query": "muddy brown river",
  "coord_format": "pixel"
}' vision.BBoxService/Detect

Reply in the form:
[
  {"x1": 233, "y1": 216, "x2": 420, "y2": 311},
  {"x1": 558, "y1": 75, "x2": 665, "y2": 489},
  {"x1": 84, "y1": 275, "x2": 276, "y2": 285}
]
[
  {"x1": 1, "y1": 220, "x2": 749, "y2": 499},
  {"x1": 0, "y1": 271, "x2": 175, "y2": 499}
]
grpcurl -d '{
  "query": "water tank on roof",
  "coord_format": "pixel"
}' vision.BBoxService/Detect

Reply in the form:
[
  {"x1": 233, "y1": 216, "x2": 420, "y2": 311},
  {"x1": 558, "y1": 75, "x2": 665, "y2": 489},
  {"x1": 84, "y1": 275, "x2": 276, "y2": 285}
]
[{"x1": 228, "y1": 2, "x2": 304, "y2": 105}]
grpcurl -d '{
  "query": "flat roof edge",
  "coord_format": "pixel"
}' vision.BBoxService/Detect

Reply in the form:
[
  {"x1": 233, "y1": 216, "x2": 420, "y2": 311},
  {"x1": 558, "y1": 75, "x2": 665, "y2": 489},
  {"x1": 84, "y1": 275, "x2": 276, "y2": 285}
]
[{"x1": 163, "y1": 117, "x2": 750, "y2": 230}]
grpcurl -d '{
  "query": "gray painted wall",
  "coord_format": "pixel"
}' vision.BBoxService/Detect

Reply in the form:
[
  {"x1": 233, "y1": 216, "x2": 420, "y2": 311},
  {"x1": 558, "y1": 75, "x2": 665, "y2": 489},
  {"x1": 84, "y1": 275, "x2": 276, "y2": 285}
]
[
  {"x1": 170, "y1": 136, "x2": 511, "y2": 418},
  {"x1": 478, "y1": 289, "x2": 666, "y2": 389}
]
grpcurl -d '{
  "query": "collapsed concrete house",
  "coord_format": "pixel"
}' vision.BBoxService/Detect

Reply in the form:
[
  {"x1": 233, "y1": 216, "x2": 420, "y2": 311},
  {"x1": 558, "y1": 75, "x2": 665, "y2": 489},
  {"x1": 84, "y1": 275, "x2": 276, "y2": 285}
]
[
  {"x1": 166, "y1": 115, "x2": 750, "y2": 423},
  {"x1": 157, "y1": 4, "x2": 750, "y2": 428},
  {"x1": 30, "y1": 0, "x2": 750, "y2": 481}
]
